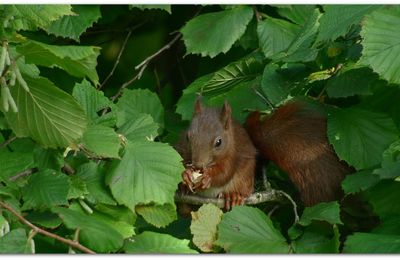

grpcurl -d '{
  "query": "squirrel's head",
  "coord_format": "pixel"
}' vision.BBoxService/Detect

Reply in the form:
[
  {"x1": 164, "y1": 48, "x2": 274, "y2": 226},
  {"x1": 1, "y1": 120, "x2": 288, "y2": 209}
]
[{"x1": 186, "y1": 98, "x2": 234, "y2": 170}]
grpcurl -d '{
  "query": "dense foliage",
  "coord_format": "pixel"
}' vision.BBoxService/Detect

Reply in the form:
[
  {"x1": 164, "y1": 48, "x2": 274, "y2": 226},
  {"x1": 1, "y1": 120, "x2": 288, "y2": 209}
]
[{"x1": 0, "y1": 4, "x2": 400, "y2": 254}]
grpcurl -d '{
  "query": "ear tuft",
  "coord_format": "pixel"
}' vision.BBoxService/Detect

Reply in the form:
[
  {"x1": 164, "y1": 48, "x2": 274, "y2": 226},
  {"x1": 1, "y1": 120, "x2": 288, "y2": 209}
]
[
  {"x1": 194, "y1": 95, "x2": 203, "y2": 115},
  {"x1": 220, "y1": 101, "x2": 232, "y2": 129}
]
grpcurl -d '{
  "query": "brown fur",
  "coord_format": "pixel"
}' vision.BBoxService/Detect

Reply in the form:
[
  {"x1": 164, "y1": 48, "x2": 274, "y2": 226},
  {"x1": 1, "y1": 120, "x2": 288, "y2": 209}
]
[
  {"x1": 175, "y1": 100, "x2": 256, "y2": 201},
  {"x1": 246, "y1": 99, "x2": 353, "y2": 206}
]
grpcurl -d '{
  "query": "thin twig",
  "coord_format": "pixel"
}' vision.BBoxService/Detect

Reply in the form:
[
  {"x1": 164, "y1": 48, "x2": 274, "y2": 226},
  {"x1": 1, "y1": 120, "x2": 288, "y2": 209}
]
[
  {"x1": 99, "y1": 30, "x2": 133, "y2": 89},
  {"x1": 276, "y1": 190, "x2": 299, "y2": 224},
  {"x1": 252, "y1": 87, "x2": 275, "y2": 111},
  {"x1": 0, "y1": 201, "x2": 96, "y2": 254},
  {"x1": 8, "y1": 168, "x2": 38, "y2": 181},
  {"x1": 0, "y1": 135, "x2": 17, "y2": 149},
  {"x1": 110, "y1": 33, "x2": 182, "y2": 103}
]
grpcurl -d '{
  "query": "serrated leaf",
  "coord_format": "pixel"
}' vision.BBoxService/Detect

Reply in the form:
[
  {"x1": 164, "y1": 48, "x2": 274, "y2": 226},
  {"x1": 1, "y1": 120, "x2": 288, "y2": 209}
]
[
  {"x1": 360, "y1": 6, "x2": 400, "y2": 84},
  {"x1": 116, "y1": 88, "x2": 164, "y2": 129},
  {"x1": 257, "y1": 16, "x2": 299, "y2": 58},
  {"x1": 45, "y1": 5, "x2": 101, "y2": 41},
  {"x1": 190, "y1": 203, "x2": 223, "y2": 252},
  {"x1": 200, "y1": 53, "x2": 265, "y2": 97},
  {"x1": 0, "y1": 228, "x2": 29, "y2": 253},
  {"x1": 272, "y1": 8, "x2": 320, "y2": 63},
  {"x1": 117, "y1": 112, "x2": 159, "y2": 142},
  {"x1": 299, "y1": 202, "x2": 343, "y2": 226},
  {"x1": 344, "y1": 232, "x2": 400, "y2": 253},
  {"x1": 22, "y1": 170, "x2": 69, "y2": 209},
  {"x1": 132, "y1": 5, "x2": 171, "y2": 14},
  {"x1": 277, "y1": 5, "x2": 316, "y2": 25},
  {"x1": 135, "y1": 203, "x2": 177, "y2": 228},
  {"x1": 216, "y1": 206, "x2": 289, "y2": 253},
  {"x1": 181, "y1": 6, "x2": 253, "y2": 58},
  {"x1": 6, "y1": 5, "x2": 73, "y2": 29},
  {"x1": 3, "y1": 75, "x2": 88, "y2": 149},
  {"x1": 327, "y1": 107, "x2": 399, "y2": 170},
  {"x1": 373, "y1": 139, "x2": 400, "y2": 179},
  {"x1": 261, "y1": 63, "x2": 293, "y2": 105},
  {"x1": 124, "y1": 231, "x2": 197, "y2": 253},
  {"x1": 326, "y1": 66, "x2": 377, "y2": 98},
  {"x1": 81, "y1": 125, "x2": 121, "y2": 158},
  {"x1": 17, "y1": 40, "x2": 100, "y2": 85},
  {"x1": 372, "y1": 217, "x2": 400, "y2": 235},
  {"x1": 75, "y1": 162, "x2": 116, "y2": 205},
  {"x1": 317, "y1": 5, "x2": 378, "y2": 42},
  {"x1": 106, "y1": 141, "x2": 183, "y2": 211},
  {"x1": 53, "y1": 207, "x2": 124, "y2": 253},
  {"x1": 33, "y1": 147, "x2": 64, "y2": 171},
  {"x1": 72, "y1": 79, "x2": 117, "y2": 127},
  {"x1": 89, "y1": 209, "x2": 135, "y2": 239},
  {"x1": 341, "y1": 170, "x2": 380, "y2": 194}
]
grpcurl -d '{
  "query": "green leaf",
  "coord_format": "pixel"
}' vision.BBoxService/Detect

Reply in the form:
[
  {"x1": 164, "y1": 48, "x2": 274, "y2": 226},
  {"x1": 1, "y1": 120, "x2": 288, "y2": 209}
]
[
  {"x1": 81, "y1": 125, "x2": 121, "y2": 158},
  {"x1": 326, "y1": 66, "x2": 377, "y2": 98},
  {"x1": 116, "y1": 88, "x2": 164, "y2": 129},
  {"x1": 190, "y1": 203, "x2": 223, "y2": 252},
  {"x1": 364, "y1": 180, "x2": 400, "y2": 220},
  {"x1": 261, "y1": 63, "x2": 293, "y2": 105},
  {"x1": 135, "y1": 203, "x2": 177, "y2": 228},
  {"x1": 216, "y1": 206, "x2": 289, "y2": 253},
  {"x1": 17, "y1": 40, "x2": 100, "y2": 85},
  {"x1": 45, "y1": 5, "x2": 101, "y2": 41},
  {"x1": 53, "y1": 207, "x2": 124, "y2": 253},
  {"x1": 373, "y1": 139, "x2": 400, "y2": 179},
  {"x1": 341, "y1": 170, "x2": 380, "y2": 194},
  {"x1": 372, "y1": 217, "x2": 400, "y2": 235},
  {"x1": 124, "y1": 231, "x2": 197, "y2": 253},
  {"x1": 75, "y1": 162, "x2": 116, "y2": 205},
  {"x1": 277, "y1": 5, "x2": 316, "y2": 25},
  {"x1": 117, "y1": 112, "x2": 159, "y2": 142},
  {"x1": 273, "y1": 8, "x2": 320, "y2": 63},
  {"x1": 33, "y1": 147, "x2": 64, "y2": 171},
  {"x1": 292, "y1": 224, "x2": 340, "y2": 253},
  {"x1": 89, "y1": 209, "x2": 135, "y2": 239},
  {"x1": 257, "y1": 16, "x2": 299, "y2": 58},
  {"x1": 175, "y1": 74, "x2": 213, "y2": 121},
  {"x1": 6, "y1": 5, "x2": 73, "y2": 30},
  {"x1": 25, "y1": 211, "x2": 62, "y2": 229},
  {"x1": 299, "y1": 202, "x2": 343, "y2": 226},
  {"x1": 317, "y1": 5, "x2": 378, "y2": 42},
  {"x1": 72, "y1": 79, "x2": 117, "y2": 127},
  {"x1": 0, "y1": 228, "x2": 29, "y2": 253},
  {"x1": 200, "y1": 53, "x2": 265, "y2": 97},
  {"x1": 106, "y1": 141, "x2": 183, "y2": 210},
  {"x1": 0, "y1": 150, "x2": 34, "y2": 183},
  {"x1": 3, "y1": 75, "x2": 88, "y2": 149},
  {"x1": 344, "y1": 232, "x2": 400, "y2": 253},
  {"x1": 67, "y1": 175, "x2": 88, "y2": 199},
  {"x1": 181, "y1": 6, "x2": 254, "y2": 58},
  {"x1": 22, "y1": 170, "x2": 69, "y2": 209},
  {"x1": 132, "y1": 5, "x2": 171, "y2": 14},
  {"x1": 327, "y1": 107, "x2": 399, "y2": 170},
  {"x1": 360, "y1": 6, "x2": 400, "y2": 84}
]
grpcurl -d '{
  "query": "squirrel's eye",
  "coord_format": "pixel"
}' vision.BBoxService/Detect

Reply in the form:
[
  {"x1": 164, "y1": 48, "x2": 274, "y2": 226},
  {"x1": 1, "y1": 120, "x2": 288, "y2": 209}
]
[{"x1": 214, "y1": 137, "x2": 222, "y2": 148}]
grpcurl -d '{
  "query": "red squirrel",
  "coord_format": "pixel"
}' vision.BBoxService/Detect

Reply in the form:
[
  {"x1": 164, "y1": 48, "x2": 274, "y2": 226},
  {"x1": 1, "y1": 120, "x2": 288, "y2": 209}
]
[
  {"x1": 175, "y1": 98, "x2": 256, "y2": 210},
  {"x1": 245, "y1": 98, "x2": 353, "y2": 206}
]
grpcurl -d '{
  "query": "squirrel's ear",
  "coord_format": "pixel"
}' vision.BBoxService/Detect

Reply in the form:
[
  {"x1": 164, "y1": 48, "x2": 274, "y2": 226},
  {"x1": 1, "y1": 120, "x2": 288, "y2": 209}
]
[
  {"x1": 194, "y1": 96, "x2": 203, "y2": 115},
  {"x1": 220, "y1": 101, "x2": 232, "y2": 130}
]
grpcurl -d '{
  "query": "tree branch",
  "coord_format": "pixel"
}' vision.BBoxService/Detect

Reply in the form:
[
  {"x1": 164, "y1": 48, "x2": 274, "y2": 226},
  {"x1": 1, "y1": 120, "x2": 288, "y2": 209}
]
[
  {"x1": 0, "y1": 135, "x2": 17, "y2": 149},
  {"x1": 175, "y1": 190, "x2": 284, "y2": 209},
  {"x1": 0, "y1": 201, "x2": 96, "y2": 254}
]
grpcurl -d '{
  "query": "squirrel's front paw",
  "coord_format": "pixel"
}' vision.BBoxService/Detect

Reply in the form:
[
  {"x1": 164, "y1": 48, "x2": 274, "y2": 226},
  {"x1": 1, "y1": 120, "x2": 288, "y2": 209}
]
[
  {"x1": 218, "y1": 192, "x2": 245, "y2": 211},
  {"x1": 194, "y1": 171, "x2": 211, "y2": 191},
  {"x1": 182, "y1": 168, "x2": 195, "y2": 192}
]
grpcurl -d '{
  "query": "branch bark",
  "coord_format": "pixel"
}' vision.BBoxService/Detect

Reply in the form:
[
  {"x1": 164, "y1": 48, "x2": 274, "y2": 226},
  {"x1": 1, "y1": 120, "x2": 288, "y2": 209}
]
[
  {"x1": 0, "y1": 201, "x2": 96, "y2": 254},
  {"x1": 175, "y1": 190, "x2": 285, "y2": 209}
]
